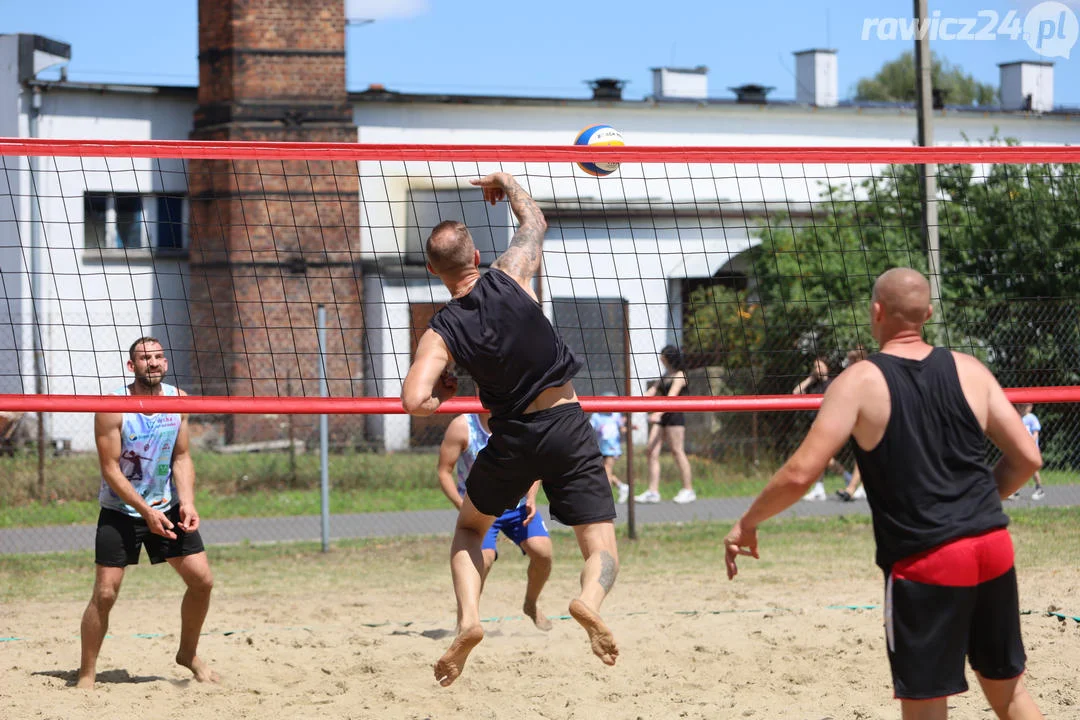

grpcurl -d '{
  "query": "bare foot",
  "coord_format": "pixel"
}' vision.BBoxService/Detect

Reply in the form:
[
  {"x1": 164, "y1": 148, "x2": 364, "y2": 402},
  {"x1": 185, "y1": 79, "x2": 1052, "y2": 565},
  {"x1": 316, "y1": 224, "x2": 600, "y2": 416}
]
[
  {"x1": 176, "y1": 652, "x2": 219, "y2": 683},
  {"x1": 523, "y1": 599, "x2": 553, "y2": 632},
  {"x1": 569, "y1": 599, "x2": 618, "y2": 666},
  {"x1": 433, "y1": 624, "x2": 484, "y2": 687},
  {"x1": 75, "y1": 672, "x2": 95, "y2": 690}
]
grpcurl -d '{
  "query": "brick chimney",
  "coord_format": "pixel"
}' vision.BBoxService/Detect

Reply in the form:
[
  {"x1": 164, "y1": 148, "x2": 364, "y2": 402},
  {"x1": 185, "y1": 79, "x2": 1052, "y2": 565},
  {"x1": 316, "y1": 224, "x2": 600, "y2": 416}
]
[{"x1": 188, "y1": 0, "x2": 363, "y2": 443}]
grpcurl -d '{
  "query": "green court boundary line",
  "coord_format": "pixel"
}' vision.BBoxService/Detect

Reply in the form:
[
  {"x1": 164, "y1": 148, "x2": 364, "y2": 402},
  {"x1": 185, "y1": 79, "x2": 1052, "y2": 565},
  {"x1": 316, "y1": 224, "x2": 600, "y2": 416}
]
[
  {"x1": 827, "y1": 604, "x2": 880, "y2": 610},
  {"x1": 9, "y1": 606, "x2": 1075, "y2": 643}
]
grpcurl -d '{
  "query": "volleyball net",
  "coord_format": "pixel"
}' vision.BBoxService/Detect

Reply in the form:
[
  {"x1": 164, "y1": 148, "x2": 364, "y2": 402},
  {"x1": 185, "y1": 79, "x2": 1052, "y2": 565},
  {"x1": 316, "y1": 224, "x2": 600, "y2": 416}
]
[{"x1": 2, "y1": 138, "x2": 1080, "y2": 493}]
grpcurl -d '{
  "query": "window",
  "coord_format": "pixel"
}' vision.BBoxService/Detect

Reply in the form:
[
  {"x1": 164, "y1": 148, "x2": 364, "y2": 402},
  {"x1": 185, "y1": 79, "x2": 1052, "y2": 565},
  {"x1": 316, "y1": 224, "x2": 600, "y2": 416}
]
[
  {"x1": 156, "y1": 196, "x2": 185, "y2": 249},
  {"x1": 552, "y1": 298, "x2": 627, "y2": 396},
  {"x1": 84, "y1": 195, "x2": 108, "y2": 247},
  {"x1": 115, "y1": 195, "x2": 144, "y2": 248},
  {"x1": 405, "y1": 188, "x2": 510, "y2": 265},
  {"x1": 84, "y1": 193, "x2": 189, "y2": 250}
]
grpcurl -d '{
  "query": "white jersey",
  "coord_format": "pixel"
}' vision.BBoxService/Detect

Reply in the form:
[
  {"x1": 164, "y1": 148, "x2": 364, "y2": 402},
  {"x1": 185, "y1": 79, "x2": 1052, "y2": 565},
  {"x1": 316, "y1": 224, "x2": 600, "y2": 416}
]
[
  {"x1": 455, "y1": 413, "x2": 491, "y2": 497},
  {"x1": 98, "y1": 383, "x2": 182, "y2": 517}
]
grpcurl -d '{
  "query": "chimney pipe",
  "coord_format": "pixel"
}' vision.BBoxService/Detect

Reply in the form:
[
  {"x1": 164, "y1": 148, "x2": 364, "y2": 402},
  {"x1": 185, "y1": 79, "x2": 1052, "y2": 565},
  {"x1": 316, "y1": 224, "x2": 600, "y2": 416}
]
[
  {"x1": 998, "y1": 61, "x2": 1054, "y2": 112},
  {"x1": 793, "y1": 49, "x2": 838, "y2": 107},
  {"x1": 650, "y1": 66, "x2": 708, "y2": 100}
]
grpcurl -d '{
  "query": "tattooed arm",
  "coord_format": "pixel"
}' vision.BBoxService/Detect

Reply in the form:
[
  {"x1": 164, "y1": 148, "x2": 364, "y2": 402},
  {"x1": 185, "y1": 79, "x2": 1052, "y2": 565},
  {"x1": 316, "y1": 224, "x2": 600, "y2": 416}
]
[{"x1": 472, "y1": 173, "x2": 547, "y2": 296}]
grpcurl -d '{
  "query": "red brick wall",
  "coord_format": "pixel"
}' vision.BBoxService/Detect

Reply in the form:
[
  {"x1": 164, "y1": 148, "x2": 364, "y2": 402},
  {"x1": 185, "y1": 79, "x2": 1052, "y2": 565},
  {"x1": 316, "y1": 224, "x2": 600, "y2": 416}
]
[{"x1": 189, "y1": 0, "x2": 362, "y2": 444}]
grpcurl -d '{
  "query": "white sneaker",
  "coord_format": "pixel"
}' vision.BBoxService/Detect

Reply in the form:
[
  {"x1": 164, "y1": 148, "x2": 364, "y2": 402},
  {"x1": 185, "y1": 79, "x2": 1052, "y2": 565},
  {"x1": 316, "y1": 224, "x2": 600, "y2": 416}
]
[
  {"x1": 1031, "y1": 488, "x2": 1045, "y2": 501},
  {"x1": 616, "y1": 483, "x2": 630, "y2": 504},
  {"x1": 802, "y1": 481, "x2": 827, "y2": 502},
  {"x1": 852, "y1": 485, "x2": 866, "y2": 500},
  {"x1": 672, "y1": 488, "x2": 697, "y2": 504},
  {"x1": 635, "y1": 489, "x2": 661, "y2": 504},
  {"x1": 1006, "y1": 491, "x2": 1020, "y2": 501}
]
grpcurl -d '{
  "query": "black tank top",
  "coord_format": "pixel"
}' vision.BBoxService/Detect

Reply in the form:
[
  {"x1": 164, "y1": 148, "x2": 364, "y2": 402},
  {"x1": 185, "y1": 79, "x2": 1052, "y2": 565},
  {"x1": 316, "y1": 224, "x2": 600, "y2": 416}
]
[
  {"x1": 429, "y1": 268, "x2": 581, "y2": 419},
  {"x1": 853, "y1": 347, "x2": 1009, "y2": 571},
  {"x1": 655, "y1": 374, "x2": 689, "y2": 396}
]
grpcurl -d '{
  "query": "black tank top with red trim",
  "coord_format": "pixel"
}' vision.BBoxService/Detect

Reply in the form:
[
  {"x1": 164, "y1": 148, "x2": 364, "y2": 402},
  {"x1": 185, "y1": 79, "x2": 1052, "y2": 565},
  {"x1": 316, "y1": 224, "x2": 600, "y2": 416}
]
[{"x1": 853, "y1": 347, "x2": 1009, "y2": 571}]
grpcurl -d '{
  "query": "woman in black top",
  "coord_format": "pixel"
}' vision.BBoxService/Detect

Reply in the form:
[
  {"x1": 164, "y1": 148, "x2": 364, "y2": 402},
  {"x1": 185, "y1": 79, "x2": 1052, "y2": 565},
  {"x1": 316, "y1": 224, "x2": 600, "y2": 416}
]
[{"x1": 636, "y1": 345, "x2": 695, "y2": 504}]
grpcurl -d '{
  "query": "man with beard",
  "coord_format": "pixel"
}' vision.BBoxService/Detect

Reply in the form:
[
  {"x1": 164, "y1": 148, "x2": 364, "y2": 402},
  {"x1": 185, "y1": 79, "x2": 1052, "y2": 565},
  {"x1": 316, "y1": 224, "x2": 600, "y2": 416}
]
[{"x1": 77, "y1": 337, "x2": 216, "y2": 689}]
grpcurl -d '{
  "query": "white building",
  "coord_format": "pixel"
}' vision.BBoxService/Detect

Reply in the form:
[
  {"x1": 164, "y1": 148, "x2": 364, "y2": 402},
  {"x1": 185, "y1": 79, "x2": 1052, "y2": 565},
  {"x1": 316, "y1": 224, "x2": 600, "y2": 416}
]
[{"x1": 2, "y1": 33, "x2": 1078, "y2": 450}]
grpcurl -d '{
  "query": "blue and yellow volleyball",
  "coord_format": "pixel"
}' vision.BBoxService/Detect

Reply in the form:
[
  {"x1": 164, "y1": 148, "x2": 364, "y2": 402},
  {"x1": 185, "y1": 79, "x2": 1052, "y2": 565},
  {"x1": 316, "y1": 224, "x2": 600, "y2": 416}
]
[{"x1": 574, "y1": 124, "x2": 624, "y2": 177}]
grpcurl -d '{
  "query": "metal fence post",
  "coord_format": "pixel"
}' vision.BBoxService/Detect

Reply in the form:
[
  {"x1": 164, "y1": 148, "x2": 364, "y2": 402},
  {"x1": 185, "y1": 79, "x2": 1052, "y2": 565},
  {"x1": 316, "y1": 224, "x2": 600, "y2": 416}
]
[{"x1": 318, "y1": 305, "x2": 330, "y2": 552}]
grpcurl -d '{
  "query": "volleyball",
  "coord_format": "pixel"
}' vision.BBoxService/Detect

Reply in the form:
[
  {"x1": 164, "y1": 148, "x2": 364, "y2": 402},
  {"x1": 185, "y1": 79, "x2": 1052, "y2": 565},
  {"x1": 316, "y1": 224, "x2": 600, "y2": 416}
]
[{"x1": 574, "y1": 124, "x2": 624, "y2": 177}]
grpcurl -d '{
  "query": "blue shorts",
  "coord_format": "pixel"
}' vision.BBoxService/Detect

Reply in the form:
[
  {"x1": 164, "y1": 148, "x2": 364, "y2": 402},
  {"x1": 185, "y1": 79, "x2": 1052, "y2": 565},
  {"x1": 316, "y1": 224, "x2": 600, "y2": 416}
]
[
  {"x1": 483, "y1": 503, "x2": 550, "y2": 555},
  {"x1": 598, "y1": 439, "x2": 621, "y2": 458}
]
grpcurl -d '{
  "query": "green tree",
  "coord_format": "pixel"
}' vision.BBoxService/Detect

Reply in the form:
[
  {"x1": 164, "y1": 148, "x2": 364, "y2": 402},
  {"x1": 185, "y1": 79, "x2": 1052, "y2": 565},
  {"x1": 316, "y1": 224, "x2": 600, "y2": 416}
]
[
  {"x1": 745, "y1": 165, "x2": 939, "y2": 391},
  {"x1": 685, "y1": 151, "x2": 1080, "y2": 464},
  {"x1": 740, "y1": 159, "x2": 1080, "y2": 384},
  {"x1": 855, "y1": 51, "x2": 996, "y2": 106},
  {"x1": 940, "y1": 158, "x2": 1080, "y2": 465},
  {"x1": 683, "y1": 284, "x2": 764, "y2": 394}
]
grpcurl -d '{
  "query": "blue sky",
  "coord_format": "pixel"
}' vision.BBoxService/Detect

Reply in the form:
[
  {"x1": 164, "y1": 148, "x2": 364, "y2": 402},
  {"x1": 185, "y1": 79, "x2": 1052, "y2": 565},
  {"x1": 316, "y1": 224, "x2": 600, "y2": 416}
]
[{"x1": 3, "y1": 0, "x2": 1079, "y2": 106}]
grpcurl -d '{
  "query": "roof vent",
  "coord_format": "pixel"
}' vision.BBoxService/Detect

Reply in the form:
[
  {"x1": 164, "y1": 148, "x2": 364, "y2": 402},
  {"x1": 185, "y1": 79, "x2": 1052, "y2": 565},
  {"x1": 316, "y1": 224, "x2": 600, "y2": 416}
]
[
  {"x1": 588, "y1": 78, "x2": 626, "y2": 101},
  {"x1": 729, "y1": 83, "x2": 775, "y2": 104}
]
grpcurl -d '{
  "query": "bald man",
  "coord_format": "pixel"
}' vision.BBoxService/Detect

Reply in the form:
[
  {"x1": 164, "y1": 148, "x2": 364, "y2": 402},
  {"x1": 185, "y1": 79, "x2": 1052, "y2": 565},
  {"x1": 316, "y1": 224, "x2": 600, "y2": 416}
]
[{"x1": 723, "y1": 268, "x2": 1044, "y2": 720}]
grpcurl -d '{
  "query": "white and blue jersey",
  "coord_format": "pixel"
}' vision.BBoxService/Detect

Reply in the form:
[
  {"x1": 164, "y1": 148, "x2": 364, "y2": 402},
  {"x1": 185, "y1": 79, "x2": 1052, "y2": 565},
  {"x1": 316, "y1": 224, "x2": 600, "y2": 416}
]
[
  {"x1": 457, "y1": 414, "x2": 548, "y2": 553},
  {"x1": 98, "y1": 383, "x2": 182, "y2": 518},
  {"x1": 590, "y1": 412, "x2": 623, "y2": 458},
  {"x1": 456, "y1": 413, "x2": 510, "y2": 502},
  {"x1": 1022, "y1": 412, "x2": 1041, "y2": 447}
]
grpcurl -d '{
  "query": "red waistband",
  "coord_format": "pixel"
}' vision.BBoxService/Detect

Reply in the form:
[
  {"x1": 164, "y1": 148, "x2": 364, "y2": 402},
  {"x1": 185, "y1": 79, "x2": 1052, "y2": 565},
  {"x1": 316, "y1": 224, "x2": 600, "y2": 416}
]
[{"x1": 891, "y1": 528, "x2": 1013, "y2": 587}]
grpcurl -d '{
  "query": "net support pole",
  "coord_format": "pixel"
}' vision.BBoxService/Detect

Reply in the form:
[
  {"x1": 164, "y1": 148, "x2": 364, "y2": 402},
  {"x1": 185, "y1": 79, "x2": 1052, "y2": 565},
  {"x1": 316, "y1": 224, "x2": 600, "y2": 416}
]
[
  {"x1": 914, "y1": 0, "x2": 943, "y2": 327},
  {"x1": 623, "y1": 299, "x2": 637, "y2": 540},
  {"x1": 318, "y1": 305, "x2": 330, "y2": 552}
]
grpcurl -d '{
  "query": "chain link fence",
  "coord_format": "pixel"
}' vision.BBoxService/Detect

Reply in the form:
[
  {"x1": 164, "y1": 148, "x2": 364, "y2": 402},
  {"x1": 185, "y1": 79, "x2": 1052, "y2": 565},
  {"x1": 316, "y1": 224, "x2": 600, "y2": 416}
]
[
  {"x1": 677, "y1": 297, "x2": 1080, "y2": 472},
  {"x1": 3, "y1": 297, "x2": 1078, "y2": 538}
]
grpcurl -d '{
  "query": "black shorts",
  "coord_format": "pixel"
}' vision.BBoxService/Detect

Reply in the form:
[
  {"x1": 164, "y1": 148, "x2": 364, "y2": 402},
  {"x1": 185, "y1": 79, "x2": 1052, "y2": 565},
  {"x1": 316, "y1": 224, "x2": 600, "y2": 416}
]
[
  {"x1": 94, "y1": 506, "x2": 206, "y2": 567},
  {"x1": 658, "y1": 412, "x2": 685, "y2": 427},
  {"x1": 884, "y1": 529, "x2": 1026, "y2": 699},
  {"x1": 469, "y1": 403, "x2": 616, "y2": 527}
]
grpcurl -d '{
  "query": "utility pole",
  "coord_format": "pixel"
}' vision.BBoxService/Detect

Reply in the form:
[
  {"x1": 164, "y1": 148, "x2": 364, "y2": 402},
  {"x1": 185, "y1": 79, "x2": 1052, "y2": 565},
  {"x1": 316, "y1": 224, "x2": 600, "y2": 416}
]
[
  {"x1": 29, "y1": 87, "x2": 47, "y2": 498},
  {"x1": 914, "y1": 0, "x2": 943, "y2": 328}
]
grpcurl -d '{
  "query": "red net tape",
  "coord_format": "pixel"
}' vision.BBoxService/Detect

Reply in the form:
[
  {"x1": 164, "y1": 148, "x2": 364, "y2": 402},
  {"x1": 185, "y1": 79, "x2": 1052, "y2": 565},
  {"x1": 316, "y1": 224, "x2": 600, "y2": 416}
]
[
  {"x1": 1, "y1": 389, "x2": 1078, "y2": 415},
  {"x1": 3, "y1": 137, "x2": 1080, "y2": 164}
]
